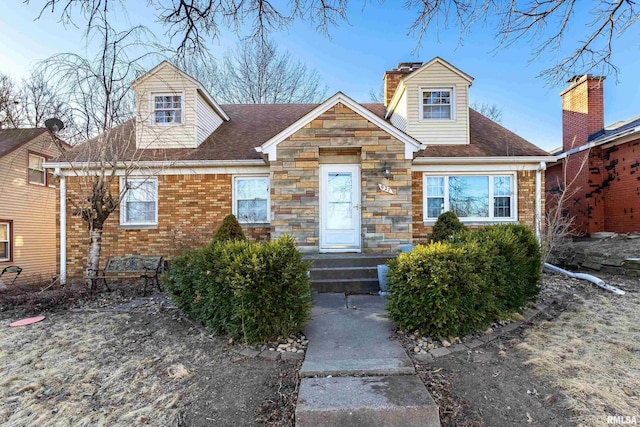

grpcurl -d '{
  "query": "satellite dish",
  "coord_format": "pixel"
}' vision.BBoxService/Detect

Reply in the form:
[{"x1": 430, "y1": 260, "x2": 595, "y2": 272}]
[{"x1": 44, "y1": 118, "x2": 65, "y2": 132}]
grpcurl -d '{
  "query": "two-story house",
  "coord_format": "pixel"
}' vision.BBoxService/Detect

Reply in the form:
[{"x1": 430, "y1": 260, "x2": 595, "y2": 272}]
[
  {"x1": 48, "y1": 58, "x2": 553, "y2": 281},
  {"x1": 0, "y1": 128, "x2": 63, "y2": 284}
]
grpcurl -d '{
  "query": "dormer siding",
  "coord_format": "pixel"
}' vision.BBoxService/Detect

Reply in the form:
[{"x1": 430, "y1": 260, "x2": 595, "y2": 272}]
[
  {"x1": 404, "y1": 61, "x2": 470, "y2": 145},
  {"x1": 133, "y1": 62, "x2": 226, "y2": 150}
]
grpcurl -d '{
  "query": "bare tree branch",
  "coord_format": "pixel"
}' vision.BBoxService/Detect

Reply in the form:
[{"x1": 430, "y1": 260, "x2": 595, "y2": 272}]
[{"x1": 179, "y1": 38, "x2": 328, "y2": 104}]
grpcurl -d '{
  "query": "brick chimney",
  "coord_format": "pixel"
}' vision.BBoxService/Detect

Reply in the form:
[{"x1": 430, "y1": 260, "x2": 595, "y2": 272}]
[
  {"x1": 560, "y1": 75, "x2": 605, "y2": 152},
  {"x1": 383, "y1": 62, "x2": 422, "y2": 107}
]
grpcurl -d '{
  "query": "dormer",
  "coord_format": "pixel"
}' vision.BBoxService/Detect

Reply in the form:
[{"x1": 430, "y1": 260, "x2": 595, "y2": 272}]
[
  {"x1": 384, "y1": 57, "x2": 473, "y2": 146},
  {"x1": 132, "y1": 61, "x2": 229, "y2": 150}
]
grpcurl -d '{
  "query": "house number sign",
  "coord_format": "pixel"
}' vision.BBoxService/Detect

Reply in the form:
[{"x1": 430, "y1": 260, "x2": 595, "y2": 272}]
[{"x1": 378, "y1": 183, "x2": 394, "y2": 194}]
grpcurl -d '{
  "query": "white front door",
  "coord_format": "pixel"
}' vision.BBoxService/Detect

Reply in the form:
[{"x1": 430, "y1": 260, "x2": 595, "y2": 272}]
[{"x1": 320, "y1": 164, "x2": 361, "y2": 252}]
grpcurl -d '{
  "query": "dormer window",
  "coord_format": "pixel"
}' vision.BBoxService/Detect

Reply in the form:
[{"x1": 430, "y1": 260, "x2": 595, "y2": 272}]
[
  {"x1": 154, "y1": 94, "x2": 183, "y2": 124},
  {"x1": 420, "y1": 88, "x2": 453, "y2": 120}
]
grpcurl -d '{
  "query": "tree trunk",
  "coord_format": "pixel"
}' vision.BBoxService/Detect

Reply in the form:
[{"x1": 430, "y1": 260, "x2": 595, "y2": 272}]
[{"x1": 85, "y1": 227, "x2": 103, "y2": 288}]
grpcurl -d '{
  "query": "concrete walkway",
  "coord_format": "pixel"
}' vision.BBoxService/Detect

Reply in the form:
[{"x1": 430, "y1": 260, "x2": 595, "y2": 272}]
[{"x1": 295, "y1": 293, "x2": 440, "y2": 427}]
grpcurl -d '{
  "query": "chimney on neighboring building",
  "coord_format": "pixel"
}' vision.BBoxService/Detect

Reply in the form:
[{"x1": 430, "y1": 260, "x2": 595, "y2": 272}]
[
  {"x1": 383, "y1": 62, "x2": 422, "y2": 107},
  {"x1": 560, "y1": 75, "x2": 605, "y2": 152}
]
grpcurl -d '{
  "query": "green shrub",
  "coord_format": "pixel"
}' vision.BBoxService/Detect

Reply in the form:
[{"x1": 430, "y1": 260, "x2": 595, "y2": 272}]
[
  {"x1": 387, "y1": 242, "x2": 494, "y2": 338},
  {"x1": 213, "y1": 214, "x2": 246, "y2": 242},
  {"x1": 430, "y1": 211, "x2": 467, "y2": 242},
  {"x1": 388, "y1": 224, "x2": 542, "y2": 338},
  {"x1": 163, "y1": 235, "x2": 312, "y2": 343},
  {"x1": 465, "y1": 224, "x2": 541, "y2": 312}
]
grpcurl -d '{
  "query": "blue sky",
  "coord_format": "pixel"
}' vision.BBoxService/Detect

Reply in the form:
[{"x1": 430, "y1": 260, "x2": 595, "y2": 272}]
[{"x1": 1, "y1": 1, "x2": 639, "y2": 151}]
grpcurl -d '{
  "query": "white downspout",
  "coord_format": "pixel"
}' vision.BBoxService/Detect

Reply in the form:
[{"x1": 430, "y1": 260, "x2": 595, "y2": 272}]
[
  {"x1": 59, "y1": 170, "x2": 67, "y2": 286},
  {"x1": 535, "y1": 161, "x2": 546, "y2": 241}
]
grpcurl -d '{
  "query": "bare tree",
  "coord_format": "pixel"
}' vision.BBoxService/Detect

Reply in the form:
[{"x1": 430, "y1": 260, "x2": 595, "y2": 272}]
[
  {"x1": 471, "y1": 102, "x2": 504, "y2": 123},
  {"x1": 0, "y1": 74, "x2": 22, "y2": 128},
  {"x1": 32, "y1": 0, "x2": 640, "y2": 84},
  {"x1": 43, "y1": 14, "x2": 161, "y2": 286},
  {"x1": 369, "y1": 86, "x2": 384, "y2": 103},
  {"x1": 541, "y1": 146, "x2": 590, "y2": 263},
  {"x1": 180, "y1": 39, "x2": 328, "y2": 104},
  {"x1": 17, "y1": 70, "x2": 70, "y2": 128}
]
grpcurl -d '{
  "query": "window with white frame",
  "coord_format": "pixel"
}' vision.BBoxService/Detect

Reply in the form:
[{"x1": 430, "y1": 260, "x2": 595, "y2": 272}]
[
  {"x1": 233, "y1": 176, "x2": 269, "y2": 223},
  {"x1": 28, "y1": 153, "x2": 46, "y2": 185},
  {"x1": 153, "y1": 94, "x2": 183, "y2": 124},
  {"x1": 120, "y1": 177, "x2": 158, "y2": 226},
  {"x1": 0, "y1": 222, "x2": 10, "y2": 262},
  {"x1": 421, "y1": 88, "x2": 453, "y2": 120},
  {"x1": 424, "y1": 174, "x2": 515, "y2": 221}
]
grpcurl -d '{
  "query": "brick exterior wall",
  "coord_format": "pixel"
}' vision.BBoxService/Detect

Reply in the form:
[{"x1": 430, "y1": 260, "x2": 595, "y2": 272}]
[
  {"x1": 552, "y1": 75, "x2": 640, "y2": 234},
  {"x1": 550, "y1": 139, "x2": 640, "y2": 235},
  {"x1": 64, "y1": 173, "x2": 269, "y2": 280},
  {"x1": 270, "y1": 102, "x2": 413, "y2": 253},
  {"x1": 561, "y1": 76, "x2": 605, "y2": 152},
  {"x1": 412, "y1": 170, "x2": 542, "y2": 243},
  {"x1": 383, "y1": 72, "x2": 404, "y2": 106}
]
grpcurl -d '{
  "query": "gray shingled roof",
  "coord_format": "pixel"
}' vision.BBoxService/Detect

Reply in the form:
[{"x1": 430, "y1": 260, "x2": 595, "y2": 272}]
[
  {"x1": 56, "y1": 104, "x2": 550, "y2": 163},
  {"x1": 589, "y1": 115, "x2": 640, "y2": 144},
  {"x1": 0, "y1": 128, "x2": 48, "y2": 158}
]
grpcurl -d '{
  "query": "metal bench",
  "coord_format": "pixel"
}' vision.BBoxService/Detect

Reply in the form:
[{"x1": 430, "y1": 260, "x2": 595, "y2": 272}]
[
  {"x1": 92, "y1": 256, "x2": 164, "y2": 295},
  {"x1": 0, "y1": 266, "x2": 22, "y2": 286}
]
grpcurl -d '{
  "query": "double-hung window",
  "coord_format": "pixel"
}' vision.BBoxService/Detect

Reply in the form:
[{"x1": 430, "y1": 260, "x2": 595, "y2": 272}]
[
  {"x1": 28, "y1": 153, "x2": 47, "y2": 185},
  {"x1": 154, "y1": 94, "x2": 182, "y2": 124},
  {"x1": 233, "y1": 176, "x2": 270, "y2": 224},
  {"x1": 424, "y1": 174, "x2": 515, "y2": 221},
  {"x1": 421, "y1": 88, "x2": 453, "y2": 120},
  {"x1": 0, "y1": 221, "x2": 11, "y2": 262},
  {"x1": 120, "y1": 177, "x2": 158, "y2": 226}
]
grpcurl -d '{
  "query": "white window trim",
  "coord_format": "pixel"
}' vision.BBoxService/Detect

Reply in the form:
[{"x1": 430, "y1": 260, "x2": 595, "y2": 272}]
[
  {"x1": 0, "y1": 222, "x2": 10, "y2": 262},
  {"x1": 419, "y1": 87, "x2": 455, "y2": 122},
  {"x1": 150, "y1": 92, "x2": 184, "y2": 126},
  {"x1": 232, "y1": 175, "x2": 271, "y2": 224},
  {"x1": 119, "y1": 177, "x2": 159, "y2": 227},
  {"x1": 28, "y1": 152, "x2": 47, "y2": 186},
  {"x1": 422, "y1": 172, "x2": 518, "y2": 223}
]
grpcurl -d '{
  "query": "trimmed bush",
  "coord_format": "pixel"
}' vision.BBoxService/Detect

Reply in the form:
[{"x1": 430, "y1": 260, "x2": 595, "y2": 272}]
[
  {"x1": 464, "y1": 224, "x2": 541, "y2": 312},
  {"x1": 387, "y1": 242, "x2": 494, "y2": 338},
  {"x1": 213, "y1": 214, "x2": 246, "y2": 242},
  {"x1": 163, "y1": 235, "x2": 312, "y2": 343},
  {"x1": 388, "y1": 224, "x2": 542, "y2": 338},
  {"x1": 430, "y1": 211, "x2": 467, "y2": 243}
]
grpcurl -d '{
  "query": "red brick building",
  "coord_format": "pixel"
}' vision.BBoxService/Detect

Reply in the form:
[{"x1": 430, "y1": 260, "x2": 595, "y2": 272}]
[{"x1": 546, "y1": 75, "x2": 640, "y2": 235}]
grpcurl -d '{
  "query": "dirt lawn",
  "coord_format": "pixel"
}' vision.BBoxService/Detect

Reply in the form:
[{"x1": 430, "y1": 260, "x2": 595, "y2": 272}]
[
  {"x1": 0, "y1": 293, "x2": 298, "y2": 427},
  {"x1": 415, "y1": 272, "x2": 639, "y2": 427}
]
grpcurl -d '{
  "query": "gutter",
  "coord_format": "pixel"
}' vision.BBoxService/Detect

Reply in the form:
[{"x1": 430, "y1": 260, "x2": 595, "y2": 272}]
[
  {"x1": 535, "y1": 161, "x2": 546, "y2": 241},
  {"x1": 54, "y1": 167, "x2": 67, "y2": 286},
  {"x1": 43, "y1": 159, "x2": 267, "y2": 170},
  {"x1": 556, "y1": 126, "x2": 640, "y2": 160},
  {"x1": 412, "y1": 156, "x2": 556, "y2": 164}
]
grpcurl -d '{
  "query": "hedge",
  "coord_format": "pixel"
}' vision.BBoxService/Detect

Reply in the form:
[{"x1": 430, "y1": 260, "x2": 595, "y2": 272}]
[
  {"x1": 388, "y1": 224, "x2": 541, "y2": 338},
  {"x1": 163, "y1": 235, "x2": 313, "y2": 343}
]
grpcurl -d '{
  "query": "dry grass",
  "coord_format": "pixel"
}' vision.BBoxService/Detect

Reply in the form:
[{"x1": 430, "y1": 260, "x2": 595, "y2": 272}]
[
  {"x1": 518, "y1": 281, "x2": 639, "y2": 426},
  {"x1": 0, "y1": 311, "x2": 193, "y2": 426}
]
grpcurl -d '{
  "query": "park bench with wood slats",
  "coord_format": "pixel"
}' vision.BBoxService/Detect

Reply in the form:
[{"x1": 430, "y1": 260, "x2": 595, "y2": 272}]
[{"x1": 92, "y1": 256, "x2": 164, "y2": 295}]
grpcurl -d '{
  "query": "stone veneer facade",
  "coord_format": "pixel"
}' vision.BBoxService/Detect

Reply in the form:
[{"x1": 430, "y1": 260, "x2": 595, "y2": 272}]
[
  {"x1": 64, "y1": 174, "x2": 269, "y2": 280},
  {"x1": 412, "y1": 170, "x2": 544, "y2": 243},
  {"x1": 270, "y1": 102, "x2": 413, "y2": 253}
]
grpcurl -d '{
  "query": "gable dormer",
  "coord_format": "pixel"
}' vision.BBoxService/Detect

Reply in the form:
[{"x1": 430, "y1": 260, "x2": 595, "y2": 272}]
[
  {"x1": 384, "y1": 57, "x2": 473, "y2": 146},
  {"x1": 132, "y1": 61, "x2": 229, "y2": 150}
]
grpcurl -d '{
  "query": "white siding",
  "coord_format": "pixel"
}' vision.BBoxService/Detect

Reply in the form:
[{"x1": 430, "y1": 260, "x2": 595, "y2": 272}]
[
  {"x1": 390, "y1": 91, "x2": 408, "y2": 133},
  {"x1": 134, "y1": 64, "x2": 199, "y2": 149},
  {"x1": 405, "y1": 62, "x2": 470, "y2": 145},
  {"x1": 196, "y1": 92, "x2": 224, "y2": 146}
]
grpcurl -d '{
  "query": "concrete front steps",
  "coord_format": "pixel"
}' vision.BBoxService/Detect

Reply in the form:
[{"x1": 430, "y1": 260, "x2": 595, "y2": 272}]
[
  {"x1": 295, "y1": 294, "x2": 441, "y2": 427},
  {"x1": 305, "y1": 254, "x2": 394, "y2": 294}
]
